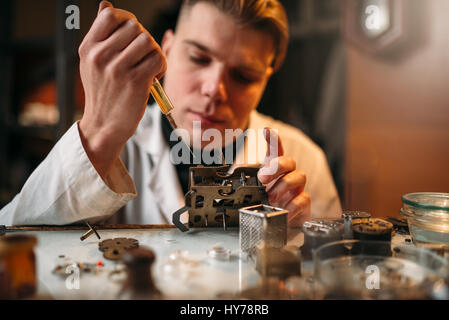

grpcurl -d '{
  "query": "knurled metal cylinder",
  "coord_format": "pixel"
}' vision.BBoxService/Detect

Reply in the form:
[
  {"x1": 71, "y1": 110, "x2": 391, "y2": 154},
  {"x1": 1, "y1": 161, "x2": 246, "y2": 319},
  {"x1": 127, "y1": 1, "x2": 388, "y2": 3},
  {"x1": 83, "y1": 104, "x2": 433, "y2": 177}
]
[{"x1": 342, "y1": 211, "x2": 371, "y2": 239}]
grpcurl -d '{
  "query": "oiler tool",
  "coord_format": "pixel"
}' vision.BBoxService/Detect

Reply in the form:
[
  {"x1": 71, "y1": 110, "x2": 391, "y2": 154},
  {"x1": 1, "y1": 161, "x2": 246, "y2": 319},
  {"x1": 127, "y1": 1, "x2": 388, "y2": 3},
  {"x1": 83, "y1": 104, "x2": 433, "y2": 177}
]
[{"x1": 150, "y1": 79, "x2": 196, "y2": 158}]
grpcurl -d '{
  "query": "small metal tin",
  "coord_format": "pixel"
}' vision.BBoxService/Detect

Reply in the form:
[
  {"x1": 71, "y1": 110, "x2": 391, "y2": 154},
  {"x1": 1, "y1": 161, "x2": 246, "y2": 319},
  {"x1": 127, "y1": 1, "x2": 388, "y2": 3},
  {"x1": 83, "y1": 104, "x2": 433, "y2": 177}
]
[
  {"x1": 301, "y1": 219, "x2": 344, "y2": 260},
  {"x1": 342, "y1": 210, "x2": 371, "y2": 239}
]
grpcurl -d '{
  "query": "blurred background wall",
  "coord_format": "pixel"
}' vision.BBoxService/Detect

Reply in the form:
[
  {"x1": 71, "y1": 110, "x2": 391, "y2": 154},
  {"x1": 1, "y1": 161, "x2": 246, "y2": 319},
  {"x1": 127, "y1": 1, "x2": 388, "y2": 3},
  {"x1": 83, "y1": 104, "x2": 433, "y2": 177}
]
[
  {"x1": 344, "y1": 0, "x2": 449, "y2": 216},
  {"x1": 0, "y1": 0, "x2": 448, "y2": 219}
]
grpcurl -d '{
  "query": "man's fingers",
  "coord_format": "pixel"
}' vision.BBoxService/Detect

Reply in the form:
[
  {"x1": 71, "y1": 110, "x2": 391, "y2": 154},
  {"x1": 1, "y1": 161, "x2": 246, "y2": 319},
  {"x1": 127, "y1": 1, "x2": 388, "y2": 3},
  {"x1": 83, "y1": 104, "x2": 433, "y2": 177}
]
[
  {"x1": 264, "y1": 127, "x2": 284, "y2": 164},
  {"x1": 258, "y1": 128, "x2": 311, "y2": 228},
  {"x1": 266, "y1": 170, "x2": 307, "y2": 203},
  {"x1": 285, "y1": 192, "x2": 312, "y2": 226},
  {"x1": 99, "y1": 19, "x2": 144, "y2": 62},
  {"x1": 133, "y1": 49, "x2": 167, "y2": 84},
  {"x1": 258, "y1": 156, "x2": 295, "y2": 185},
  {"x1": 116, "y1": 32, "x2": 161, "y2": 69},
  {"x1": 98, "y1": 1, "x2": 113, "y2": 15},
  {"x1": 270, "y1": 188, "x2": 299, "y2": 208},
  {"x1": 88, "y1": 7, "x2": 138, "y2": 44}
]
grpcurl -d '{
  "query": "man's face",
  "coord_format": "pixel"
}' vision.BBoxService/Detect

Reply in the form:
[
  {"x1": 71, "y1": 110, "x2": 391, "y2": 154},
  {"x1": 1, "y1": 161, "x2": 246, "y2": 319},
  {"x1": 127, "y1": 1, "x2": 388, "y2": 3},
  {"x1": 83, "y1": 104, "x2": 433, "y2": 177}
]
[{"x1": 161, "y1": 2, "x2": 275, "y2": 148}]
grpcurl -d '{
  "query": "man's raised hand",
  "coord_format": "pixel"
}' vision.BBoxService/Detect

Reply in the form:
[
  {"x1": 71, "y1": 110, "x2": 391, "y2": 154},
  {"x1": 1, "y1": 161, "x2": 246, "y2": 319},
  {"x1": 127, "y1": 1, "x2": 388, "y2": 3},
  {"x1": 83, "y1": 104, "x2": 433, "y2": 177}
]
[
  {"x1": 257, "y1": 128, "x2": 312, "y2": 226},
  {"x1": 78, "y1": 1, "x2": 166, "y2": 178}
]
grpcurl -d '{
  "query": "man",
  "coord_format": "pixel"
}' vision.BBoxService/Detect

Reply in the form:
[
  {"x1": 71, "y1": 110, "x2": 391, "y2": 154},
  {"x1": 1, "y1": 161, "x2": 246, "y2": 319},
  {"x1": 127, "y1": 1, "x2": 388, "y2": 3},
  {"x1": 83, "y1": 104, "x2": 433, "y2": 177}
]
[{"x1": 0, "y1": 0, "x2": 341, "y2": 227}]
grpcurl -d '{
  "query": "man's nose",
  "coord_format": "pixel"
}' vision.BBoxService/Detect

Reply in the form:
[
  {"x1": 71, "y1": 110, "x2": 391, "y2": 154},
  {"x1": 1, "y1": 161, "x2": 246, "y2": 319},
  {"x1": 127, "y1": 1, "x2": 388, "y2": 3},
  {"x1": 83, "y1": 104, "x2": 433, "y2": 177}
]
[{"x1": 200, "y1": 66, "x2": 227, "y2": 104}]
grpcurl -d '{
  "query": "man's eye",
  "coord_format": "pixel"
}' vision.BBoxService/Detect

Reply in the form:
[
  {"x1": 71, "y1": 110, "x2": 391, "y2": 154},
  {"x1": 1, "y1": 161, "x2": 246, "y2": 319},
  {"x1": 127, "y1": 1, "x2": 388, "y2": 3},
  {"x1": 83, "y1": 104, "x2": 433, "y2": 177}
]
[
  {"x1": 189, "y1": 56, "x2": 210, "y2": 65},
  {"x1": 232, "y1": 71, "x2": 256, "y2": 84}
]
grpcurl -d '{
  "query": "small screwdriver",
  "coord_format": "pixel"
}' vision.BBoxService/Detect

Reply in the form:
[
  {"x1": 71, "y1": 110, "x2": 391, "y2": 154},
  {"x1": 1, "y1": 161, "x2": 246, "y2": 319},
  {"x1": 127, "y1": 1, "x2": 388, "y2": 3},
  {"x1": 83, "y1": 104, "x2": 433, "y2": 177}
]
[{"x1": 150, "y1": 79, "x2": 196, "y2": 158}]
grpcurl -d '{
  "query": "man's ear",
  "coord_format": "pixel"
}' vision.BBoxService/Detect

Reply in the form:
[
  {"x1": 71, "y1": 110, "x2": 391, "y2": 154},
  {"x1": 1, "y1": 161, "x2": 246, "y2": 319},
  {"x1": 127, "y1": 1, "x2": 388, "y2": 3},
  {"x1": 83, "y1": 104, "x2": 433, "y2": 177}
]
[
  {"x1": 161, "y1": 29, "x2": 175, "y2": 57},
  {"x1": 266, "y1": 67, "x2": 274, "y2": 79}
]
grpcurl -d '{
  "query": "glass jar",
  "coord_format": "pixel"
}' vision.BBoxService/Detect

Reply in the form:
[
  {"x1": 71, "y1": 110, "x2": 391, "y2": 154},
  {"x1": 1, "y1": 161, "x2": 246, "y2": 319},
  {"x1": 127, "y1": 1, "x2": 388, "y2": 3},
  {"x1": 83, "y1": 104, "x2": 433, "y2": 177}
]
[
  {"x1": 313, "y1": 239, "x2": 449, "y2": 299},
  {"x1": 400, "y1": 192, "x2": 449, "y2": 247}
]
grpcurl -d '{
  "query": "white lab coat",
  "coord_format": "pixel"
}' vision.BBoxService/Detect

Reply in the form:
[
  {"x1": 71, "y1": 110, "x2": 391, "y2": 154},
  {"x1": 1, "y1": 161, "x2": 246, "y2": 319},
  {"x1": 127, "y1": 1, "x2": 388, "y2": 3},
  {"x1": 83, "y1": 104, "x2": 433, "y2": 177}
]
[{"x1": 0, "y1": 105, "x2": 341, "y2": 226}]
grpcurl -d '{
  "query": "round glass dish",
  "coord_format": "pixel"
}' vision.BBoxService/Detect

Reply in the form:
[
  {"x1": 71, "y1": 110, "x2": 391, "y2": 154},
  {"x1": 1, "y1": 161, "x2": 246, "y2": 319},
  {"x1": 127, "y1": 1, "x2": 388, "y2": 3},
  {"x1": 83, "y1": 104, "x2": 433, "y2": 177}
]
[
  {"x1": 313, "y1": 240, "x2": 449, "y2": 299},
  {"x1": 400, "y1": 192, "x2": 449, "y2": 246}
]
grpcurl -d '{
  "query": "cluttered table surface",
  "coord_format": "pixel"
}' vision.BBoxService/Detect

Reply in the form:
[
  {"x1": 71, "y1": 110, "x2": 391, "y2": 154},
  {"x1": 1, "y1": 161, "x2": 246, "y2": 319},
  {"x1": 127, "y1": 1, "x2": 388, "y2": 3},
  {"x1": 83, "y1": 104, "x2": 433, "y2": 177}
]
[
  {"x1": 28, "y1": 226, "x2": 304, "y2": 299},
  {"x1": 2, "y1": 216, "x2": 448, "y2": 300}
]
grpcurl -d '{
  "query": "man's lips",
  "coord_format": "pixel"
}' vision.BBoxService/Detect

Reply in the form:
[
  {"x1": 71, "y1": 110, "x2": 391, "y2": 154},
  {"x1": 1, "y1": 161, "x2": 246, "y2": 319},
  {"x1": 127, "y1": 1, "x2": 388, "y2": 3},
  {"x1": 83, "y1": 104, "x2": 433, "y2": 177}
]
[{"x1": 188, "y1": 110, "x2": 227, "y2": 125}]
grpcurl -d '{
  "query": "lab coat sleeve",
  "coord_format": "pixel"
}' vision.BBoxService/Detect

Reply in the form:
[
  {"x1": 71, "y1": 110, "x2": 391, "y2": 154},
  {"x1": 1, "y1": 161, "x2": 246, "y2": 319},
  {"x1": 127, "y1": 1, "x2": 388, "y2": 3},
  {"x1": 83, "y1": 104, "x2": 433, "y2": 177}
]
[{"x1": 0, "y1": 122, "x2": 137, "y2": 226}]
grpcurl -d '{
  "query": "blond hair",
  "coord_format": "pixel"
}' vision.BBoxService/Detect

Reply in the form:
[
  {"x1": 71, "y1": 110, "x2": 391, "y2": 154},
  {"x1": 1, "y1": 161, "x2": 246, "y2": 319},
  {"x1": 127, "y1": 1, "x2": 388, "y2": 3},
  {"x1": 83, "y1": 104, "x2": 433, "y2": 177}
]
[{"x1": 178, "y1": 0, "x2": 289, "y2": 72}]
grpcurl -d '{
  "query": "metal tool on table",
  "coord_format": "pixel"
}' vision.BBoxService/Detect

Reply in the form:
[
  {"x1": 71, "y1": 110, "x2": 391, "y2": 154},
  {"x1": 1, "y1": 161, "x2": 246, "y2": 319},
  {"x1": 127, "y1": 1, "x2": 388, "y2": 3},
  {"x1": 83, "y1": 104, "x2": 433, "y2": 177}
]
[
  {"x1": 80, "y1": 221, "x2": 101, "y2": 241},
  {"x1": 2, "y1": 221, "x2": 102, "y2": 242}
]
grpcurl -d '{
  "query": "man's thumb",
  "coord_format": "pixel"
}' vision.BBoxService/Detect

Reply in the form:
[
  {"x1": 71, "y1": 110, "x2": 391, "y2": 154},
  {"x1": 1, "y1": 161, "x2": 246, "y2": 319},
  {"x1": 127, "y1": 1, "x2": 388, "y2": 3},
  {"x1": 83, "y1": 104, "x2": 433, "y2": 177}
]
[{"x1": 98, "y1": 1, "x2": 113, "y2": 16}]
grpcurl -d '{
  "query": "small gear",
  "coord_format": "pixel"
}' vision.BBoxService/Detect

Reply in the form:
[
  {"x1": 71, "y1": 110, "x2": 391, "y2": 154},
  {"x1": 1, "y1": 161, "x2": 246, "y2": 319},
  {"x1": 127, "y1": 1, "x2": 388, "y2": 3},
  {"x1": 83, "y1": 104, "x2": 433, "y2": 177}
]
[
  {"x1": 103, "y1": 247, "x2": 125, "y2": 260},
  {"x1": 99, "y1": 238, "x2": 139, "y2": 261}
]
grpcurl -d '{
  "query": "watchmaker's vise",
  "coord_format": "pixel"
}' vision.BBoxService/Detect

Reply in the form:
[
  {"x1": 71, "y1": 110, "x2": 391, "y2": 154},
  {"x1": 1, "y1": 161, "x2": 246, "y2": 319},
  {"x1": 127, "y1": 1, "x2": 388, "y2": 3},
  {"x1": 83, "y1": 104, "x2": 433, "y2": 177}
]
[{"x1": 172, "y1": 165, "x2": 269, "y2": 231}]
